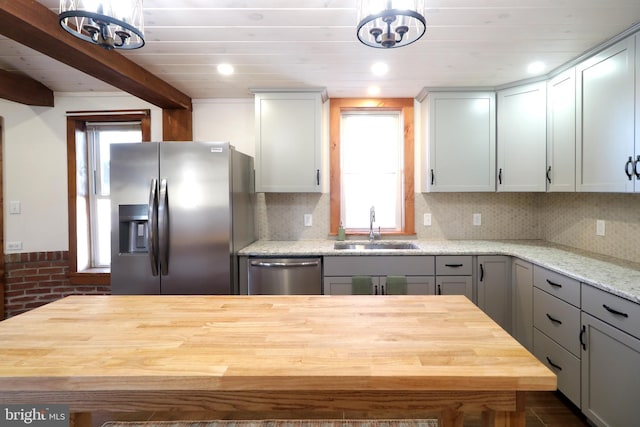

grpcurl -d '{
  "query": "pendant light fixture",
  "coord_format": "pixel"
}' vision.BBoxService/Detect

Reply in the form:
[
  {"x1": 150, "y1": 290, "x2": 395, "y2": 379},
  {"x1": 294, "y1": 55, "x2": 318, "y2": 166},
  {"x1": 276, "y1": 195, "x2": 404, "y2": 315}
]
[
  {"x1": 59, "y1": 0, "x2": 145, "y2": 50},
  {"x1": 356, "y1": 0, "x2": 426, "y2": 48}
]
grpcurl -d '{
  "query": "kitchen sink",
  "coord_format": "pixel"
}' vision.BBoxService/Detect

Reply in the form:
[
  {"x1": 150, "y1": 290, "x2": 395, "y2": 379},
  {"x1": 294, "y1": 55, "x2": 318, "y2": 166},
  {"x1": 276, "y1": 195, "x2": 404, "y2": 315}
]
[{"x1": 333, "y1": 241, "x2": 419, "y2": 250}]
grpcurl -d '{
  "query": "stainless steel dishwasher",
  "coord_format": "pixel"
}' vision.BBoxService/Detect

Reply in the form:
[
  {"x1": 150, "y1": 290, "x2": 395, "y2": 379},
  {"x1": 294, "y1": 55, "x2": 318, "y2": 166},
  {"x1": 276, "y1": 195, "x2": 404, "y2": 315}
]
[{"x1": 248, "y1": 257, "x2": 322, "y2": 295}]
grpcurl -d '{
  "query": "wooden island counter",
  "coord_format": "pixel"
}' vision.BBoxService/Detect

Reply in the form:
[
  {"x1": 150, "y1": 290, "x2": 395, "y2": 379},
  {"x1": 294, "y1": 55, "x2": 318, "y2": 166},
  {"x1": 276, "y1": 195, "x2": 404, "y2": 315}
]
[{"x1": 0, "y1": 295, "x2": 556, "y2": 427}]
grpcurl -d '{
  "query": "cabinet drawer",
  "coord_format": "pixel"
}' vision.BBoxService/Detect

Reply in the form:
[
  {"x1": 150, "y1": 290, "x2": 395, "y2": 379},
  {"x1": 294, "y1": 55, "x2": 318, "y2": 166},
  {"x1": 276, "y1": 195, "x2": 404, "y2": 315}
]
[
  {"x1": 533, "y1": 328, "x2": 581, "y2": 408},
  {"x1": 435, "y1": 256, "x2": 472, "y2": 275},
  {"x1": 582, "y1": 284, "x2": 640, "y2": 339},
  {"x1": 533, "y1": 265, "x2": 580, "y2": 307},
  {"x1": 324, "y1": 256, "x2": 435, "y2": 276},
  {"x1": 533, "y1": 287, "x2": 581, "y2": 356}
]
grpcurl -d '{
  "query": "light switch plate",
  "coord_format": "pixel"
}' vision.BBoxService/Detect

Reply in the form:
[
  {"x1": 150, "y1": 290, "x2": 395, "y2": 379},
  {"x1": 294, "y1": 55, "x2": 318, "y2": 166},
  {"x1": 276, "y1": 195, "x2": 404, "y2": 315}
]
[
  {"x1": 473, "y1": 213, "x2": 482, "y2": 226},
  {"x1": 303, "y1": 214, "x2": 312, "y2": 227},
  {"x1": 596, "y1": 220, "x2": 605, "y2": 236},
  {"x1": 423, "y1": 213, "x2": 432, "y2": 226},
  {"x1": 9, "y1": 201, "x2": 21, "y2": 214}
]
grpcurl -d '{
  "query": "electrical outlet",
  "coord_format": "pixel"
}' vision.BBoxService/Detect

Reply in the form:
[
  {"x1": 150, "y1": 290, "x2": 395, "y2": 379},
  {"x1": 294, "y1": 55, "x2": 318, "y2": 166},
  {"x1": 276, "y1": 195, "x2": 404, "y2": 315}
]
[
  {"x1": 303, "y1": 214, "x2": 313, "y2": 227},
  {"x1": 473, "y1": 213, "x2": 482, "y2": 226},
  {"x1": 423, "y1": 213, "x2": 432, "y2": 226},
  {"x1": 7, "y1": 241, "x2": 22, "y2": 251},
  {"x1": 596, "y1": 220, "x2": 605, "y2": 236}
]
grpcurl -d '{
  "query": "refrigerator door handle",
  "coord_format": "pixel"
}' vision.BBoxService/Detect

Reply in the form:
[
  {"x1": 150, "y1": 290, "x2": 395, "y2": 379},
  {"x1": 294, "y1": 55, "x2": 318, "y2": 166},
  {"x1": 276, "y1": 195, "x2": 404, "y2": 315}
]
[
  {"x1": 148, "y1": 178, "x2": 159, "y2": 277},
  {"x1": 158, "y1": 178, "x2": 170, "y2": 276}
]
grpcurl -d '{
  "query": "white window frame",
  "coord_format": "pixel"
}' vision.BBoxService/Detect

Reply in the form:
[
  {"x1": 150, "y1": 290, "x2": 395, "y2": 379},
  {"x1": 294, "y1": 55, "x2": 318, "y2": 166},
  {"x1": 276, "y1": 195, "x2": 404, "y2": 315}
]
[{"x1": 86, "y1": 122, "x2": 142, "y2": 268}]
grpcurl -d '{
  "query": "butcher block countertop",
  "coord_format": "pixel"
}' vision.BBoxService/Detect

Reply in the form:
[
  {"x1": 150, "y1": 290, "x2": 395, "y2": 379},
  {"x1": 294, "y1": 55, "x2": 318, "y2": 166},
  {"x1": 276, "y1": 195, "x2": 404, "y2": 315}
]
[
  {"x1": 0, "y1": 295, "x2": 556, "y2": 426},
  {"x1": 239, "y1": 239, "x2": 640, "y2": 304}
]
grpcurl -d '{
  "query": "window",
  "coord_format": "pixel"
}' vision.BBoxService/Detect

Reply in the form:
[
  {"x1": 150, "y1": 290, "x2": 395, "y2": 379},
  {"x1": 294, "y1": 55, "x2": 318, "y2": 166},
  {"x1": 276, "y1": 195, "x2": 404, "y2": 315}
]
[
  {"x1": 341, "y1": 111, "x2": 403, "y2": 231},
  {"x1": 330, "y1": 99, "x2": 415, "y2": 236},
  {"x1": 86, "y1": 123, "x2": 142, "y2": 267},
  {"x1": 66, "y1": 111, "x2": 150, "y2": 284}
]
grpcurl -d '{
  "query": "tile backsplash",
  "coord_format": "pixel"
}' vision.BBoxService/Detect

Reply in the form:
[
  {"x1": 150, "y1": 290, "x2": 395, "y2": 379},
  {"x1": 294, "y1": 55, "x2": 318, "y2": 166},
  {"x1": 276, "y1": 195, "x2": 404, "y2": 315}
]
[{"x1": 255, "y1": 192, "x2": 640, "y2": 264}]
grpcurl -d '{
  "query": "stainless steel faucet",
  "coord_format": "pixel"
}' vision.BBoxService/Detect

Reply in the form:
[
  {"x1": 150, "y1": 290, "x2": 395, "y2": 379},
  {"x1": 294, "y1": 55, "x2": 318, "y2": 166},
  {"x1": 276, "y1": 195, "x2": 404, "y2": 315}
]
[{"x1": 369, "y1": 206, "x2": 376, "y2": 241}]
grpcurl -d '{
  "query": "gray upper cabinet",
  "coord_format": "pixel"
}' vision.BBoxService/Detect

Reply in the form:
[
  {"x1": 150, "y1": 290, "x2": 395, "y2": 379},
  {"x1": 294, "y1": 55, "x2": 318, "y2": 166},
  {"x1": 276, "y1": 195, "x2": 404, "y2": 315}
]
[
  {"x1": 422, "y1": 92, "x2": 496, "y2": 192},
  {"x1": 254, "y1": 92, "x2": 323, "y2": 192},
  {"x1": 576, "y1": 36, "x2": 638, "y2": 192},
  {"x1": 546, "y1": 68, "x2": 576, "y2": 192},
  {"x1": 497, "y1": 82, "x2": 547, "y2": 192}
]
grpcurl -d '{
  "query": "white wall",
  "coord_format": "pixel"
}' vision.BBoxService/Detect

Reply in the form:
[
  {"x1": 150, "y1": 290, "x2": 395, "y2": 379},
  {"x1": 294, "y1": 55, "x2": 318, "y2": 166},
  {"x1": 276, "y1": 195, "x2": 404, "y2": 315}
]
[
  {"x1": 192, "y1": 99, "x2": 255, "y2": 157},
  {"x1": 1, "y1": 92, "x2": 162, "y2": 253}
]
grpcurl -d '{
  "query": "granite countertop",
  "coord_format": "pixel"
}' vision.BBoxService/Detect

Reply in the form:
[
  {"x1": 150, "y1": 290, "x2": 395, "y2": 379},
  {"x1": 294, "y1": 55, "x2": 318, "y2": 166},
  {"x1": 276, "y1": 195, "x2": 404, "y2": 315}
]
[{"x1": 239, "y1": 239, "x2": 640, "y2": 304}]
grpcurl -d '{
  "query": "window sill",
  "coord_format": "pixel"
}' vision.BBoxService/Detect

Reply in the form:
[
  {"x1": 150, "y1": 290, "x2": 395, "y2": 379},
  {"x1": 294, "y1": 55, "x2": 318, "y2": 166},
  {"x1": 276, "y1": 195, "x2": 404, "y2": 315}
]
[
  {"x1": 69, "y1": 269, "x2": 110, "y2": 285},
  {"x1": 330, "y1": 231, "x2": 417, "y2": 238}
]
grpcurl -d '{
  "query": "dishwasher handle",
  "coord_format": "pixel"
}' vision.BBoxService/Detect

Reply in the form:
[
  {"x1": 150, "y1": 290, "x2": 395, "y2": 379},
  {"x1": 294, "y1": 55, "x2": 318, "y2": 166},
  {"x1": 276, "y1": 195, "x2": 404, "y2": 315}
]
[{"x1": 250, "y1": 260, "x2": 320, "y2": 268}]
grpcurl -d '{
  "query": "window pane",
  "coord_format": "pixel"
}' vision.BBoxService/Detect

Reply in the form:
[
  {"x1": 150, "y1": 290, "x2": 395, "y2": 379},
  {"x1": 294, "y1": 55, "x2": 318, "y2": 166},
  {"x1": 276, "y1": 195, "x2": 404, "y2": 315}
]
[
  {"x1": 86, "y1": 123, "x2": 142, "y2": 268},
  {"x1": 95, "y1": 129, "x2": 141, "y2": 196},
  {"x1": 341, "y1": 112, "x2": 403, "y2": 231},
  {"x1": 95, "y1": 198, "x2": 112, "y2": 267}
]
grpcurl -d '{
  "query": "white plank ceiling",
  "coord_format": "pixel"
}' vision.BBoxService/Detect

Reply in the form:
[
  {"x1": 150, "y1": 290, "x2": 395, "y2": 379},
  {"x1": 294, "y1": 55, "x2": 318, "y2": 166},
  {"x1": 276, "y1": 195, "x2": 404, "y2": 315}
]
[{"x1": 2, "y1": 0, "x2": 640, "y2": 99}]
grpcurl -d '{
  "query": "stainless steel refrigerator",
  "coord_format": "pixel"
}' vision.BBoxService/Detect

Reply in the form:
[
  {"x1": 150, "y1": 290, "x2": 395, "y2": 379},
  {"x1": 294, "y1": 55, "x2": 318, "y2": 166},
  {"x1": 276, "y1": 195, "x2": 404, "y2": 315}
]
[{"x1": 110, "y1": 141, "x2": 255, "y2": 295}]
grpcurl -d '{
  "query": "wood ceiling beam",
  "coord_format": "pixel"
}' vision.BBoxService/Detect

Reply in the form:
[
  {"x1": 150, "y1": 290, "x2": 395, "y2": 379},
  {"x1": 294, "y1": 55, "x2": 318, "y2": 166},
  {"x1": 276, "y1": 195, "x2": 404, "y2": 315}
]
[
  {"x1": 0, "y1": 68, "x2": 54, "y2": 106},
  {"x1": 0, "y1": 0, "x2": 192, "y2": 111}
]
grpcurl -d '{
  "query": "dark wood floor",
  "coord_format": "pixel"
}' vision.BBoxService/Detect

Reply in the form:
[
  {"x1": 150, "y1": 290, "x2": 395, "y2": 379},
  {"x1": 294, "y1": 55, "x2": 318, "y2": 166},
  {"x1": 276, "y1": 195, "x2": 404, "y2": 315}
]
[
  {"x1": 92, "y1": 391, "x2": 590, "y2": 427},
  {"x1": 465, "y1": 391, "x2": 590, "y2": 427}
]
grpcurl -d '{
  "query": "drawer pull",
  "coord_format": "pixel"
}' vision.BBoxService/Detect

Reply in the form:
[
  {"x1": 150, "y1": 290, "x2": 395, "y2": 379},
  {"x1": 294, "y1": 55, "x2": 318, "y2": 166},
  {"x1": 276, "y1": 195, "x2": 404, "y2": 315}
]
[
  {"x1": 546, "y1": 313, "x2": 563, "y2": 325},
  {"x1": 546, "y1": 357, "x2": 563, "y2": 371},
  {"x1": 603, "y1": 304, "x2": 629, "y2": 318},
  {"x1": 445, "y1": 263, "x2": 464, "y2": 268},
  {"x1": 546, "y1": 279, "x2": 562, "y2": 288}
]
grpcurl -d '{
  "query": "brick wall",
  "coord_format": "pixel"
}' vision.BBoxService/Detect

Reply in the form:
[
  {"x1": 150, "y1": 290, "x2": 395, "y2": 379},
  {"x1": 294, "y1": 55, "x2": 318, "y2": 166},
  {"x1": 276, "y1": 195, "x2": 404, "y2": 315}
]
[{"x1": 4, "y1": 251, "x2": 110, "y2": 318}]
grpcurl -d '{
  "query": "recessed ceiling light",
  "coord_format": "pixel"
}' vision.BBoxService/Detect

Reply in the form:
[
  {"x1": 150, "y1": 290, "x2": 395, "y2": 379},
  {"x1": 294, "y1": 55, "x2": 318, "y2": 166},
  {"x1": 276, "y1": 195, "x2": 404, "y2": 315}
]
[
  {"x1": 527, "y1": 61, "x2": 546, "y2": 74},
  {"x1": 217, "y1": 63, "x2": 234, "y2": 75},
  {"x1": 367, "y1": 86, "x2": 381, "y2": 96},
  {"x1": 371, "y1": 62, "x2": 389, "y2": 76}
]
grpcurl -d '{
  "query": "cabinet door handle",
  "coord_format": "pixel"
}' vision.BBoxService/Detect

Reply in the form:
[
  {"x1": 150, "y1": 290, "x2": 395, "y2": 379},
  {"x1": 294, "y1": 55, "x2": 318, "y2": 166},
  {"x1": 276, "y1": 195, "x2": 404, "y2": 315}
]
[
  {"x1": 381, "y1": 284, "x2": 386, "y2": 295},
  {"x1": 635, "y1": 155, "x2": 640, "y2": 179},
  {"x1": 625, "y1": 156, "x2": 634, "y2": 180},
  {"x1": 603, "y1": 304, "x2": 629, "y2": 318},
  {"x1": 316, "y1": 169, "x2": 320, "y2": 185},
  {"x1": 374, "y1": 284, "x2": 379, "y2": 295},
  {"x1": 546, "y1": 279, "x2": 562, "y2": 288},
  {"x1": 479, "y1": 264, "x2": 484, "y2": 282},
  {"x1": 498, "y1": 168, "x2": 503, "y2": 185},
  {"x1": 430, "y1": 169, "x2": 435, "y2": 185},
  {"x1": 546, "y1": 166, "x2": 552, "y2": 184},
  {"x1": 546, "y1": 313, "x2": 563, "y2": 325},
  {"x1": 546, "y1": 357, "x2": 563, "y2": 371},
  {"x1": 580, "y1": 325, "x2": 586, "y2": 351},
  {"x1": 437, "y1": 284, "x2": 442, "y2": 295}
]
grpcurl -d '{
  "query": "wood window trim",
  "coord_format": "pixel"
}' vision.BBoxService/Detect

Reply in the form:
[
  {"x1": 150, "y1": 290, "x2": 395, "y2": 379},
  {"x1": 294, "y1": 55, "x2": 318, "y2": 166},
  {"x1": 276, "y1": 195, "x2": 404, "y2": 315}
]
[
  {"x1": 66, "y1": 110, "x2": 151, "y2": 285},
  {"x1": 329, "y1": 98, "x2": 415, "y2": 237}
]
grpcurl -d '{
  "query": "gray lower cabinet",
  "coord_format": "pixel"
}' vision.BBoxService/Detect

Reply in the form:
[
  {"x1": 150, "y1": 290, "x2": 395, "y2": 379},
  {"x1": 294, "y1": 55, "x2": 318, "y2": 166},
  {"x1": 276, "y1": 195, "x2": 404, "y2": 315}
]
[
  {"x1": 435, "y1": 256, "x2": 473, "y2": 301},
  {"x1": 323, "y1": 255, "x2": 435, "y2": 295},
  {"x1": 581, "y1": 284, "x2": 640, "y2": 427},
  {"x1": 532, "y1": 265, "x2": 582, "y2": 407},
  {"x1": 512, "y1": 258, "x2": 534, "y2": 351},
  {"x1": 476, "y1": 256, "x2": 511, "y2": 333}
]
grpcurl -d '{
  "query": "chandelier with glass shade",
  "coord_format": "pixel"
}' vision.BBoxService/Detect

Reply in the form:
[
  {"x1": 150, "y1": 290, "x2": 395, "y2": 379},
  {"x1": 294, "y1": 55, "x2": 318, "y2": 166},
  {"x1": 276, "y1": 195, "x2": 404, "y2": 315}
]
[
  {"x1": 356, "y1": 0, "x2": 426, "y2": 48},
  {"x1": 59, "y1": 0, "x2": 145, "y2": 50}
]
